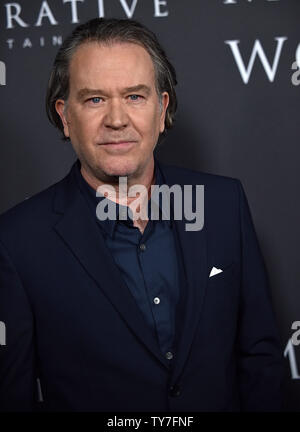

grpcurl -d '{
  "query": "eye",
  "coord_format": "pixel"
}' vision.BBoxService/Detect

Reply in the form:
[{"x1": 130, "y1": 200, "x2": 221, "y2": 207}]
[
  {"x1": 128, "y1": 94, "x2": 142, "y2": 101},
  {"x1": 89, "y1": 97, "x2": 102, "y2": 104}
]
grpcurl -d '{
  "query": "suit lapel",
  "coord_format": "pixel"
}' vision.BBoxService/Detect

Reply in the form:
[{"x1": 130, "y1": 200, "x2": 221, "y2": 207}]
[
  {"x1": 159, "y1": 162, "x2": 208, "y2": 385},
  {"x1": 53, "y1": 163, "x2": 170, "y2": 370}
]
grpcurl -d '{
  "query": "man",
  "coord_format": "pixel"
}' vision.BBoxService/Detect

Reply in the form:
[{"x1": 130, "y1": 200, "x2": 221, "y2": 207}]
[{"x1": 0, "y1": 18, "x2": 284, "y2": 412}]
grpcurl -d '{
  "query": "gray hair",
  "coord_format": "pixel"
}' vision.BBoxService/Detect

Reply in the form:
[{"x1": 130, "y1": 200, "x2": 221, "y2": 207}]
[{"x1": 45, "y1": 18, "x2": 178, "y2": 140}]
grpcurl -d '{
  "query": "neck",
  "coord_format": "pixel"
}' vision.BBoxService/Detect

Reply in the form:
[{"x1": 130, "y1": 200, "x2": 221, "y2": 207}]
[{"x1": 81, "y1": 160, "x2": 155, "y2": 202}]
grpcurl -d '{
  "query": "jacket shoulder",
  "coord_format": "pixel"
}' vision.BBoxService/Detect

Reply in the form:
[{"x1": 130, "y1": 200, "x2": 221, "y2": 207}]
[
  {"x1": 159, "y1": 161, "x2": 242, "y2": 190},
  {"x1": 0, "y1": 173, "x2": 68, "y2": 242}
]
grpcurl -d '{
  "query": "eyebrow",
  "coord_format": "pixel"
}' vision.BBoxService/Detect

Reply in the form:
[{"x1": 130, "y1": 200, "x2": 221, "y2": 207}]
[{"x1": 76, "y1": 84, "x2": 152, "y2": 100}]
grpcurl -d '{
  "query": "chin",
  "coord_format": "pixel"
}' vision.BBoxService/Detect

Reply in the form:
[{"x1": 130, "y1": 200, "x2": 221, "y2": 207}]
[{"x1": 101, "y1": 160, "x2": 138, "y2": 178}]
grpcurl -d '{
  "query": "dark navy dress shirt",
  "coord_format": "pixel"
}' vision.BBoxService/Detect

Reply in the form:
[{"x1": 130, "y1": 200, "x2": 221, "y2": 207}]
[{"x1": 74, "y1": 160, "x2": 180, "y2": 361}]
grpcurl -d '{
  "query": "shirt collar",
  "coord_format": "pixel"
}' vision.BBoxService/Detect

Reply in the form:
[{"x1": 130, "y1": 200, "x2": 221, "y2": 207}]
[{"x1": 74, "y1": 158, "x2": 172, "y2": 238}]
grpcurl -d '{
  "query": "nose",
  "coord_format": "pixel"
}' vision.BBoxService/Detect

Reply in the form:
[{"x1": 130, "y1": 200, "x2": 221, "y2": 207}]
[{"x1": 104, "y1": 98, "x2": 129, "y2": 130}]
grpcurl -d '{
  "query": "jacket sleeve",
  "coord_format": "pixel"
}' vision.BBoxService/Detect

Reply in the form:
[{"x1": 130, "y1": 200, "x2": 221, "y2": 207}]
[
  {"x1": 0, "y1": 239, "x2": 38, "y2": 411},
  {"x1": 235, "y1": 180, "x2": 286, "y2": 411}
]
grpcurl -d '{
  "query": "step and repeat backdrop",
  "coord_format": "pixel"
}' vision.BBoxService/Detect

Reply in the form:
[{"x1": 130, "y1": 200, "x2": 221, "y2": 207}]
[{"x1": 0, "y1": 0, "x2": 299, "y2": 411}]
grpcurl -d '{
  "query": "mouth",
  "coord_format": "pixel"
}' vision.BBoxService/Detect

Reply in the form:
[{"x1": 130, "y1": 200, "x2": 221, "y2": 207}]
[{"x1": 98, "y1": 140, "x2": 137, "y2": 150}]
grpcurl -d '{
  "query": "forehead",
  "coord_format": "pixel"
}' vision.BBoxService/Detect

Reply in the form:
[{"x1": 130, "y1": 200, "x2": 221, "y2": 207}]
[{"x1": 68, "y1": 41, "x2": 156, "y2": 91}]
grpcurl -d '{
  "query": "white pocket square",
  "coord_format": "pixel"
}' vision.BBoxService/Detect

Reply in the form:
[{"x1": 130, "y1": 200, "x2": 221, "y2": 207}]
[{"x1": 209, "y1": 266, "x2": 223, "y2": 277}]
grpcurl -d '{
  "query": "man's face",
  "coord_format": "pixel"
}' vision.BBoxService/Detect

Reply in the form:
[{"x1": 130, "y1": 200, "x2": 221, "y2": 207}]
[{"x1": 55, "y1": 41, "x2": 169, "y2": 185}]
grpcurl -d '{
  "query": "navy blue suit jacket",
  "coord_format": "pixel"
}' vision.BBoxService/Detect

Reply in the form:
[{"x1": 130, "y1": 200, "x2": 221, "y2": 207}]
[{"x1": 0, "y1": 160, "x2": 284, "y2": 411}]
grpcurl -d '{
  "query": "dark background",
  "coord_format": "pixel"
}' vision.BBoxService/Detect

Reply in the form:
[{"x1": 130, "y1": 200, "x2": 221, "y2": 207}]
[{"x1": 0, "y1": 0, "x2": 299, "y2": 410}]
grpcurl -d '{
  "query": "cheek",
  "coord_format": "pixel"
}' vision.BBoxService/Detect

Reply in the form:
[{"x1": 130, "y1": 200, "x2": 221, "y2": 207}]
[
  {"x1": 68, "y1": 110, "x2": 98, "y2": 142},
  {"x1": 133, "y1": 109, "x2": 161, "y2": 140}
]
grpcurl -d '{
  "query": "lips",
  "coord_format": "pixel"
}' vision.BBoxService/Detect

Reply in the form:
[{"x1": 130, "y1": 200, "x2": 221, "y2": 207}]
[
  {"x1": 97, "y1": 140, "x2": 137, "y2": 151},
  {"x1": 100, "y1": 140, "x2": 137, "y2": 145}
]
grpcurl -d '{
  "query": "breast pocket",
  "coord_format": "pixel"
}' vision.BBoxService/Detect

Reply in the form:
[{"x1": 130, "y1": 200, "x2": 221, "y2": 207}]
[
  {"x1": 206, "y1": 262, "x2": 240, "y2": 316},
  {"x1": 207, "y1": 262, "x2": 237, "y2": 288}
]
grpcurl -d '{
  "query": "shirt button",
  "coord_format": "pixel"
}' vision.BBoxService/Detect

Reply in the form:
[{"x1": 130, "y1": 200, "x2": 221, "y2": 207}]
[
  {"x1": 165, "y1": 351, "x2": 173, "y2": 360},
  {"x1": 169, "y1": 384, "x2": 181, "y2": 397},
  {"x1": 139, "y1": 243, "x2": 146, "y2": 252},
  {"x1": 153, "y1": 297, "x2": 160, "y2": 305}
]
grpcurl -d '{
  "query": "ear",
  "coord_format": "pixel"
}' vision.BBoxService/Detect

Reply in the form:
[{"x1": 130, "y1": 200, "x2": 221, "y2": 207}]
[
  {"x1": 55, "y1": 99, "x2": 70, "y2": 138},
  {"x1": 159, "y1": 92, "x2": 170, "y2": 134}
]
